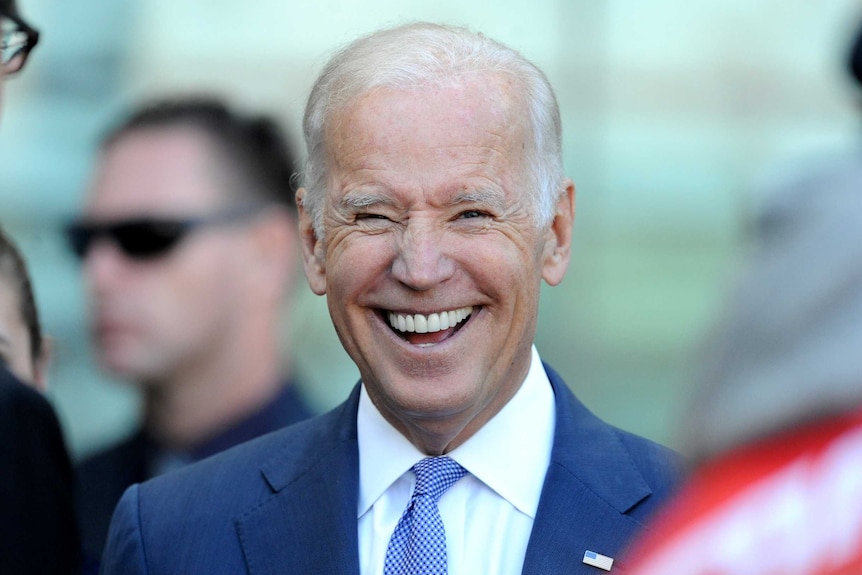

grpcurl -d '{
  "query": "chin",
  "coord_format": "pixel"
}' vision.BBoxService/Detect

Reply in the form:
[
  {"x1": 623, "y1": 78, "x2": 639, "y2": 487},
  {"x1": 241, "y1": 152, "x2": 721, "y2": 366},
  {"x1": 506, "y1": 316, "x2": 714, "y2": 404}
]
[{"x1": 99, "y1": 349, "x2": 145, "y2": 380}]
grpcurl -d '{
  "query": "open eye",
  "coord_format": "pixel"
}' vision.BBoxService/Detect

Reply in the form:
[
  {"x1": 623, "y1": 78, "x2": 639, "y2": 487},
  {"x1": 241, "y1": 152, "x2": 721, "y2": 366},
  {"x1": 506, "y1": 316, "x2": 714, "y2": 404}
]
[{"x1": 457, "y1": 210, "x2": 493, "y2": 221}]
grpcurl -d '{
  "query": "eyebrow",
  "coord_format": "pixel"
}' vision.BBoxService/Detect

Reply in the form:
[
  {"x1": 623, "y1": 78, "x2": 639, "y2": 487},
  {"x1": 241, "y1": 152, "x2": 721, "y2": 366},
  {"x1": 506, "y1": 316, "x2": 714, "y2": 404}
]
[
  {"x1": 340, "y1": 191, "x2": 396, "y2": 210},
  {"x1": 340, "y1": 187, "x2": 507, "y2": 211},
  {"x1": 450, "y1": 188, "x2": 506, "y2": 211}
]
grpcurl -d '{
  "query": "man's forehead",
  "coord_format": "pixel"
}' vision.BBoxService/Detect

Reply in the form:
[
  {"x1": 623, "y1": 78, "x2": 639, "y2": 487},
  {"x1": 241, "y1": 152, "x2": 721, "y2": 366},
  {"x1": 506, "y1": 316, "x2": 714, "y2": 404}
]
[
  {"x1": 329, "y1": 73, "x2": 525, "y2": 138},
  {"x1": 104, "y1": 125, "x2": 215, "y2": 162},
  {"x1": 327, "y1": 80, "x2": 528, "y2": 166},
  {"x1": 89, "y1": 127, "x2": 226, "y2": 215}
]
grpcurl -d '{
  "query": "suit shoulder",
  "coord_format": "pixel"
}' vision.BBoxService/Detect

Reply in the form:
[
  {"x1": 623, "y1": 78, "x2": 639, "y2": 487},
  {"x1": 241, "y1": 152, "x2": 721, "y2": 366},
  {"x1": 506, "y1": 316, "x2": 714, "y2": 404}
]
[{"x1": 614, "y1": 427, "x2": 684, "y2": 491}]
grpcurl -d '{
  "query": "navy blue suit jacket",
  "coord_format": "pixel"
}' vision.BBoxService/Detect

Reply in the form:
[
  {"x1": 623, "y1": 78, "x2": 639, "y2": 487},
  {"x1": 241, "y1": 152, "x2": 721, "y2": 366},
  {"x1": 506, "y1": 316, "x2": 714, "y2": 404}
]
[{"x1": 101, "y1": 365, "x2": 679, "y2": 574}]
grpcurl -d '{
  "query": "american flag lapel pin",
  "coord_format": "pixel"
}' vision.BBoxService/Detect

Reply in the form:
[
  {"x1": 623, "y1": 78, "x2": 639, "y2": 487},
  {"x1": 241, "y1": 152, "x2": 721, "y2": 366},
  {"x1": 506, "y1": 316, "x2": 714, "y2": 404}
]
[{"x1": 583, "y1": 550, "x2": 614, "y2": 571}]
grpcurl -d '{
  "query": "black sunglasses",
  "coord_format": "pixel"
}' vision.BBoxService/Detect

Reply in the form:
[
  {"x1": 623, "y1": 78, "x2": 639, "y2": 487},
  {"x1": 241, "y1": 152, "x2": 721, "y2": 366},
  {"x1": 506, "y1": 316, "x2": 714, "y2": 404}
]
[{"x1": 65, "y1": 205, "x2": 264, "y2": 261}]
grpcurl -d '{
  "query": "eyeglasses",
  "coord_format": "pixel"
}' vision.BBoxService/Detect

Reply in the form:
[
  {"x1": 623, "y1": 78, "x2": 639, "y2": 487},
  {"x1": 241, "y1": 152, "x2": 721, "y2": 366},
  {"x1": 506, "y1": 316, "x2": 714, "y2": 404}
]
[
  {"x1": 1, "y1": 13, "x2": 39, "y2": 75},
  {"x1": 65, "y1": 205, "x2": 265, "y2": 261}
]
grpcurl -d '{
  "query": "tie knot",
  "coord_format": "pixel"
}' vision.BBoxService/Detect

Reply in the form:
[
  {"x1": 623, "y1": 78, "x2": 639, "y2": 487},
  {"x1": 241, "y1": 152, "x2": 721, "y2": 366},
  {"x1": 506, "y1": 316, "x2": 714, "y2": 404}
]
[{"x1": 411, "y1": 456, "x2": 467, "y2": 501}]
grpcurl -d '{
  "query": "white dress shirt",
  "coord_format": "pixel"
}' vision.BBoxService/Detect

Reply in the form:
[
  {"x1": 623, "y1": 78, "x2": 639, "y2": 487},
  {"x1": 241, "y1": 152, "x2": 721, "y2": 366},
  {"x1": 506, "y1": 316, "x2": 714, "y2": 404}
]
[{"x1": 357, "y1": 345, "x2": 556, "y2": 575}]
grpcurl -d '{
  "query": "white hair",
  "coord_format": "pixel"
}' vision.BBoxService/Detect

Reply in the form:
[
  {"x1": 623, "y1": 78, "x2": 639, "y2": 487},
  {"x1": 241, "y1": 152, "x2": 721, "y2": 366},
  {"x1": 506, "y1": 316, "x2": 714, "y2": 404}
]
[{"x1": 301, "y1": 22, "x2": 565, "y2": 240}]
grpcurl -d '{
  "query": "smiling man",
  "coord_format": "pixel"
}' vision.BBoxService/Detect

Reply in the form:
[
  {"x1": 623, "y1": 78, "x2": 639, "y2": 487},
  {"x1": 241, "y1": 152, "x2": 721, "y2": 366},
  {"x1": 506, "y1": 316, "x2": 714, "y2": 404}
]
[{"x1": 102, "y1": 23, "x2": 680, "y2": 575}]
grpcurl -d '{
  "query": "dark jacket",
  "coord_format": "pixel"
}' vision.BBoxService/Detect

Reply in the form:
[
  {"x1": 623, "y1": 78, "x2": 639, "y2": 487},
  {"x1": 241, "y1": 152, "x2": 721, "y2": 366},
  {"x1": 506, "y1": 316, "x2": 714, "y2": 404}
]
[{"x1": 0, "y1": 367, "x2": 80, "y2": 574}]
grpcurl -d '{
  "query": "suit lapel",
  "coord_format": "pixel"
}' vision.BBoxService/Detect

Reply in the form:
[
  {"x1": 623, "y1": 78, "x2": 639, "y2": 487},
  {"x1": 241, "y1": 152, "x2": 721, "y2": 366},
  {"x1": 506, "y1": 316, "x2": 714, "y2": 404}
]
[
  {"x1": 521, "y1": 365, "x2": 652, "y2": 574},
  {"x1": 236, "y1": 386, "x2": 362, "y2": 575},
  {"x1": 235, "y1": 369, "x2": 657, "y2": 574}
]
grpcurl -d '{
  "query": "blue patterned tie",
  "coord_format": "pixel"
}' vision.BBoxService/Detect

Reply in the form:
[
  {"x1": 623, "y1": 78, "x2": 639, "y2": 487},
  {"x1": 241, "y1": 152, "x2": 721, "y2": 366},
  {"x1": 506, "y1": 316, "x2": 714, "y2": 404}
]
[{"x1": 384, "y1": 456, "x2": 467, "y2": 575}]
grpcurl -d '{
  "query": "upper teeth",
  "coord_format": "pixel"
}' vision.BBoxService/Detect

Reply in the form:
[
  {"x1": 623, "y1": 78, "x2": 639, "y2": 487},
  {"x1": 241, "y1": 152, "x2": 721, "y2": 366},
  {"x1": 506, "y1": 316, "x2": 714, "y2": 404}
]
[{"x1": 388, "y1": 306, "x2": 473, "y2": 334}]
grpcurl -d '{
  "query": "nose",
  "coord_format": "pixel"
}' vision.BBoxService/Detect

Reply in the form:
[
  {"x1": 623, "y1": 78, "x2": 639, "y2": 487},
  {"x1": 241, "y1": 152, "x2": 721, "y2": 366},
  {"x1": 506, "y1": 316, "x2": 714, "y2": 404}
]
[
  {"x1": 391, "y1": 221, "x2": 456, "y2": 291},
  {"x1": 83, "y1": 240, "x2": 130, "y2": 294}
]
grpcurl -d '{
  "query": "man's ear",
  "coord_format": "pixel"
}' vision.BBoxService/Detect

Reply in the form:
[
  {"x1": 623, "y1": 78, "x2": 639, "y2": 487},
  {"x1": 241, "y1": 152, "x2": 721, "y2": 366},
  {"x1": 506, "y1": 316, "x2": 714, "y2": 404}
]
[
  {"x1": 541, "y1": 179, "x2": 575, "y2": 287},
  {"x1": 243, "y1": 206, "x2": 297, "y2": 303},
  {"x1": 296, "y1": 187, "x2": 327, "y2": 295}
]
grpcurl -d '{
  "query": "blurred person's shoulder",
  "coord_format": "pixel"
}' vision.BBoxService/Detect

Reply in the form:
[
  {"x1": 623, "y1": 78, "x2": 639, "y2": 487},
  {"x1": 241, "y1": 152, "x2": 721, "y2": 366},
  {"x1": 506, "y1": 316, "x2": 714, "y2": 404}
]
[
  {"x1": 136, "y1": 394, "x2": 356, "y2": 508},
  {"x1": 751, "y1": 144, "x2": 862, "y2": 214},
  {"x1": 624, "y1": 408, "x2": 862, "y2": 575}
]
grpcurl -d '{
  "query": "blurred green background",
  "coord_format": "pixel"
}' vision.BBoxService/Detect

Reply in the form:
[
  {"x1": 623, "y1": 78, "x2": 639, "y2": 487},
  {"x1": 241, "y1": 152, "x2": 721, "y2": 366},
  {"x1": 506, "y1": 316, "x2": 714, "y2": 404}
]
[{"x1": 2, "y1": 0, "x2": 861, "y2": 459}]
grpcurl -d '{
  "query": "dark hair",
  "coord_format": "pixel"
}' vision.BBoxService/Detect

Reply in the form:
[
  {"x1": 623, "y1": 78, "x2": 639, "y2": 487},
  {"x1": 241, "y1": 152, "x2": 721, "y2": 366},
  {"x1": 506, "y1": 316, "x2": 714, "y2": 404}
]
[
  {"x1": 0, "y1": 225, "x2": 43, "y2": 364},
  {"x1": 101, "y1": 97, "x2": 299, "y2": 211},
  {"x1": 0, "y1": 0, "x2": 20, "y2": 18}
]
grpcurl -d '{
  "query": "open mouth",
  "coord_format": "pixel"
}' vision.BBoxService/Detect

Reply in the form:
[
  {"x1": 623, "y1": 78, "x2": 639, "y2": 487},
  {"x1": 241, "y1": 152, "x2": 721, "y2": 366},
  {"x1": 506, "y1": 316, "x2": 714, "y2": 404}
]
[{"x1": 385, "y1": 306, "x2": 474, "y2": 347}]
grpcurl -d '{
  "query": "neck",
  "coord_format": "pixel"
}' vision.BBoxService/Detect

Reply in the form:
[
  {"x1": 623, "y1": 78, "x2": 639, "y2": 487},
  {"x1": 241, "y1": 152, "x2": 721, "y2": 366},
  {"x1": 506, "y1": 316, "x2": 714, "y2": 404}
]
[
  {"x1": 142, "y1": 334, "x2": 285, "y2": 451},
  {"x1": 377, "y1": 351, "x2": 533, "y2": 455},
  {"x1": 396, "y1": 406, "x2": 505, "y2": 456},
  {"x1": 377, "y1": 381, "x2": 526, "y2": 456}
]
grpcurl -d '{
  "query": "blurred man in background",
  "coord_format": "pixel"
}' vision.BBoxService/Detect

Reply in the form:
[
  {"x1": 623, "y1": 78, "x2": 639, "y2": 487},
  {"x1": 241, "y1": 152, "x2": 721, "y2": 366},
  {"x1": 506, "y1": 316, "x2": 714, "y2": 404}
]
[
  {"x1": 1, "y1": 1, "x2": 81, "y2": 573},
  {"x1": 624, "y1": 19, "x2": 862, "y2": 575},
  {"x1": 68, "y1": 98, "x2": 314, "y2": 569}
]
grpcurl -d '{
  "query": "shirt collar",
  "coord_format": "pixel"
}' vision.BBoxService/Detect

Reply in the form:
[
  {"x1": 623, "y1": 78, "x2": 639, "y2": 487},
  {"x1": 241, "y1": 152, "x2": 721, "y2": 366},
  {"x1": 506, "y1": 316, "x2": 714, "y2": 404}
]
[{"x1": 357, "y1": 345, "x2": 556, "y2": 518}]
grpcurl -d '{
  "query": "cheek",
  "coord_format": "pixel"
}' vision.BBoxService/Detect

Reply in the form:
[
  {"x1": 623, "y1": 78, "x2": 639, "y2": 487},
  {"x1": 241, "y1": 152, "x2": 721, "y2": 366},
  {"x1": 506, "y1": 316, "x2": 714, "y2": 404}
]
[
  {"x1": 327, "y1": 234, "x2": 393, "y2": 293},
  {"x1": 459, "y1": 235, "x2": 541, "y2": 288},
  {"x1": 142, "y1": 255, "x2": 230, "y2": 331},
  {"x1": 191, "y1": 261, "x2": 243, "y2": 315}
]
